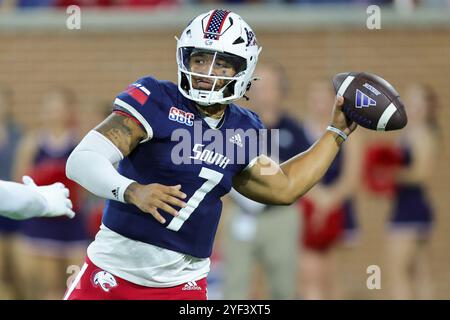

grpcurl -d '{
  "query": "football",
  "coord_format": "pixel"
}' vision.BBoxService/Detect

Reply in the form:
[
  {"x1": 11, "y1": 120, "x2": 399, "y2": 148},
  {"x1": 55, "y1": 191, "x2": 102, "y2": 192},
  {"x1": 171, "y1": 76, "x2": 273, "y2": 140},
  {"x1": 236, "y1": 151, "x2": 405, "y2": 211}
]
[{"x1": 332, "y1": 72, "x2": 407, "y2": 131}]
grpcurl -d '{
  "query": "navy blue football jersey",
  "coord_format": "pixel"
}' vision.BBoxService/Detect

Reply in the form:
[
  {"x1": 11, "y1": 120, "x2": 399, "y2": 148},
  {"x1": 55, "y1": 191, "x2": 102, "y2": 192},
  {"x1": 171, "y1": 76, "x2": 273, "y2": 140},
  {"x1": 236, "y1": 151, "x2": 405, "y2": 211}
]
[{"x1": 103, "y1": 76, "x2": 265, "y2": 258}]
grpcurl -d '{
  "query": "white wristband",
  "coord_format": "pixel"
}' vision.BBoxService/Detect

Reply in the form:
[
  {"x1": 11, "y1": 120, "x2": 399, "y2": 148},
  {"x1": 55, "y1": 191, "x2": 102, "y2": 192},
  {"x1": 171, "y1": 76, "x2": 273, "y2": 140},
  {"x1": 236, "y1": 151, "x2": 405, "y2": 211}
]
[{"x1": 326, "y1": 125, "x2": 348, "y2": 141}]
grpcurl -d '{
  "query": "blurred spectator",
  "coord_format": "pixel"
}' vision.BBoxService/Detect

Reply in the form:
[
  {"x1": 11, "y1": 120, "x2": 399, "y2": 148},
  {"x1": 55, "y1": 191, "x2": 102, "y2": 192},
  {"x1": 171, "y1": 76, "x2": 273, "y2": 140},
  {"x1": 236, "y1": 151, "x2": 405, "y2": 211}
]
[
  {"x1": 222, "y1": 64, "x2": 300, "y2": 300},
  {"x1": 13, "y1": 88, "x2": 88, "y2": 299},
  {"x1": 0, "y1": 87, "x2": 23, "y2": 299},
  {"x1": 298, "y1": 80, "x2": 362, "y2": 299},
  {"x1": 385, "y1": 83, "x2": 438, "y2": 299}
]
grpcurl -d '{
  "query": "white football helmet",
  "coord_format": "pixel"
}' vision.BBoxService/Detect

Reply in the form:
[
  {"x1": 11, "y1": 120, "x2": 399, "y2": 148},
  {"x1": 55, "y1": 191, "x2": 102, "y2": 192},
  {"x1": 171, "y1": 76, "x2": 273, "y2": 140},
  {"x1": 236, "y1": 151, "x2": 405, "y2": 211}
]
[{"x1": 176, "y1": 10, "x2": 262, "y2": 106}]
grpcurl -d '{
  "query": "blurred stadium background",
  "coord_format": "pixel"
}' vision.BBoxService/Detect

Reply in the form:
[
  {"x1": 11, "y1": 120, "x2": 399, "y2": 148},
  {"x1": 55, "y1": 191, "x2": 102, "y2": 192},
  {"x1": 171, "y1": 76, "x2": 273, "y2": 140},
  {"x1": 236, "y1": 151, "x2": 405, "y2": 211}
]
[{"x1": 0, "y1": 0, "x2": 449, "y2": 299}]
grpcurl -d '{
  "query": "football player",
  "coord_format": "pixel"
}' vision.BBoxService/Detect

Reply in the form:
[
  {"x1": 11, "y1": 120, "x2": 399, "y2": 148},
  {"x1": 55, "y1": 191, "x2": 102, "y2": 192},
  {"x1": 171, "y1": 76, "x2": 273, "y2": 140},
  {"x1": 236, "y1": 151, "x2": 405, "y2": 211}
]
[{"x1": 64, "y1": 10, "x2": 357, "y2": 300}]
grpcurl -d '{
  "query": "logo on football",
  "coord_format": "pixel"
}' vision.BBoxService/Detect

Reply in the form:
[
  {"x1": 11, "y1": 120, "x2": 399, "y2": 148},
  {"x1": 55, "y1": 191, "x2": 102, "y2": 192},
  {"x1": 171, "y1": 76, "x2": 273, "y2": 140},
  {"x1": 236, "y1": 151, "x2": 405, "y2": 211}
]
[{"x1": 355, "y1": 89, "x2": 376, "y2": 109}]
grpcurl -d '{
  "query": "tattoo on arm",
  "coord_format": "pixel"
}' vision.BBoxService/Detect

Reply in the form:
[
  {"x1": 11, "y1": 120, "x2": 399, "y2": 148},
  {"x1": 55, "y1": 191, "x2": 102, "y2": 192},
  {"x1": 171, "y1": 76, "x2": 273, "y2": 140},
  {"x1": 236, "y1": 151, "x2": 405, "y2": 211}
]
[{"x1": 95, "y1": 113, "x2": 146, "y2": 157}]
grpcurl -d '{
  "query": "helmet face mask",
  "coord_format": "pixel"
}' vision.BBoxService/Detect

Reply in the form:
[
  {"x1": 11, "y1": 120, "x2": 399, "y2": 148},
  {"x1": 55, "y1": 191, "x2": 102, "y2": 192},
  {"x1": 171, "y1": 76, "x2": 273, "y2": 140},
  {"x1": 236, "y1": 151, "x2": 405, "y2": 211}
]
[
  {"x1": 176, "y1": 10, "x2": 261, "y2": 106},
  {"x1": 179, "y1": 47, "x2": 247, "y2": 104}
]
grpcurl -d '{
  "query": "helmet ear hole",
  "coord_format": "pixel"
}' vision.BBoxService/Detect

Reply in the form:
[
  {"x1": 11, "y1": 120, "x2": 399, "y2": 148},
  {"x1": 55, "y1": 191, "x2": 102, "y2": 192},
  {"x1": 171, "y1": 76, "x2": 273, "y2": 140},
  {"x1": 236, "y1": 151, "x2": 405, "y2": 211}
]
[
  {"x1": 181, "y1": 73, "x2": 190, "y2": 91},
  {"x1": 224, "y1": 80, "x2": 237, "y2": 97}
]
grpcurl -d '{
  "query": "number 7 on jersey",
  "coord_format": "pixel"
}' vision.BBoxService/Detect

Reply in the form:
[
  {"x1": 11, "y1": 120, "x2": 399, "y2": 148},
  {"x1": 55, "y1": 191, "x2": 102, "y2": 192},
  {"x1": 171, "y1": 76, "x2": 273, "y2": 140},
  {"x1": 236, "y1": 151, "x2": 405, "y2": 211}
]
[{"x1": 166, "y1": 167, "x2": 223, "y2": 232}]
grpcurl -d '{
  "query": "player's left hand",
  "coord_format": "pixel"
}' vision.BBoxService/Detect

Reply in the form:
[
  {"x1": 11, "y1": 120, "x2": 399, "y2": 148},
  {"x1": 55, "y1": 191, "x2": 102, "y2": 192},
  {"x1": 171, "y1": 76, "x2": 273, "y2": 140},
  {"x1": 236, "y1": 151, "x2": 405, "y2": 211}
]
[
  {"x1": 330, "y1": 96, "x2": 358, "y2": 136},
  {"x1": 22, "y1": 176, "x2": 75, "y2": 219}
]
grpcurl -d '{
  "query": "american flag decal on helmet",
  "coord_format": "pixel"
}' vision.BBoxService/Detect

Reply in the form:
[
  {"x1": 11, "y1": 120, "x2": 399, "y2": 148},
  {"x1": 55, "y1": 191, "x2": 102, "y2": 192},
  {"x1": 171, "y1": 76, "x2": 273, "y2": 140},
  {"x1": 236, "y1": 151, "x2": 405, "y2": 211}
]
[{"x1": 204, "y1": 9, "x2": 230, "y2": 40}]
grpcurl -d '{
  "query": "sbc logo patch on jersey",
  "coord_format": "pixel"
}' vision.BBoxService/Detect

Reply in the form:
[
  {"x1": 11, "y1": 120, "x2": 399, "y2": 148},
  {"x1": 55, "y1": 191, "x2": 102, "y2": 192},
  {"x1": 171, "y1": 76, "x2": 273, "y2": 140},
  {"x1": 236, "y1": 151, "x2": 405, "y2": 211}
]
[
  {"x1": 168, "y1": 106, "x2": 194, "y2": 126},
  {"x1": 125, "y1": 83, "x2": 151, "y2": 106}
]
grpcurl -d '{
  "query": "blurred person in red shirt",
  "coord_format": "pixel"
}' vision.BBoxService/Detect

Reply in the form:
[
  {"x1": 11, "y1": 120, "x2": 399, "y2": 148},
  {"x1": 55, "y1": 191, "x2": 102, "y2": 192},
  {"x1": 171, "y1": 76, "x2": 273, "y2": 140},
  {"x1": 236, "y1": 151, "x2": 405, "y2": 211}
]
[
  {"x1": 13, "y1": 88, "x2": 88, "y2": 299},
  {"x1": 385, "y1": 84, "x2": 439, "y2": 299},
  {"x1": 298, "y1": 80, "x2": 363, "y2": 299}
]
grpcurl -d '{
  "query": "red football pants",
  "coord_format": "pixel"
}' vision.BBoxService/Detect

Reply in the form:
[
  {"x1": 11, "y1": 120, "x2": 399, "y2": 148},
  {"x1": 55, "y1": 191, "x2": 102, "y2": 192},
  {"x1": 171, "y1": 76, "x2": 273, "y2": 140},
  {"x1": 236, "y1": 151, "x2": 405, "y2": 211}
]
[{"x1": 63, "y1": 257, "x2": 207, "y2": 300}]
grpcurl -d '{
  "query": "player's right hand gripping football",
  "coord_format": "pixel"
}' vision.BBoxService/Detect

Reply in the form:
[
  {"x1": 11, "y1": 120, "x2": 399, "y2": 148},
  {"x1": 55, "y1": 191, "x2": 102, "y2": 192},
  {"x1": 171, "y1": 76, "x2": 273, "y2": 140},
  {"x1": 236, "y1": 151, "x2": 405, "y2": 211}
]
[
  {"x1": 124, "y1": 182, "x2": 187, "y2": 224},
  {"x1": 330, "y1": 96, "x2": 358, "y2": 137}
]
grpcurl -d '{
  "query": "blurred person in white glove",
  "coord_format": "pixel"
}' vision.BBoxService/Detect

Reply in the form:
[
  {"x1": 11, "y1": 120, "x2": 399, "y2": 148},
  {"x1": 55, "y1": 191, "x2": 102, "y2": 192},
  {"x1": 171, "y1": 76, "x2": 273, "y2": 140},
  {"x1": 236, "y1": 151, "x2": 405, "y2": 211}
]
[{"x1": 0, "y1": 176, "x2": 75, "y2": 220}]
